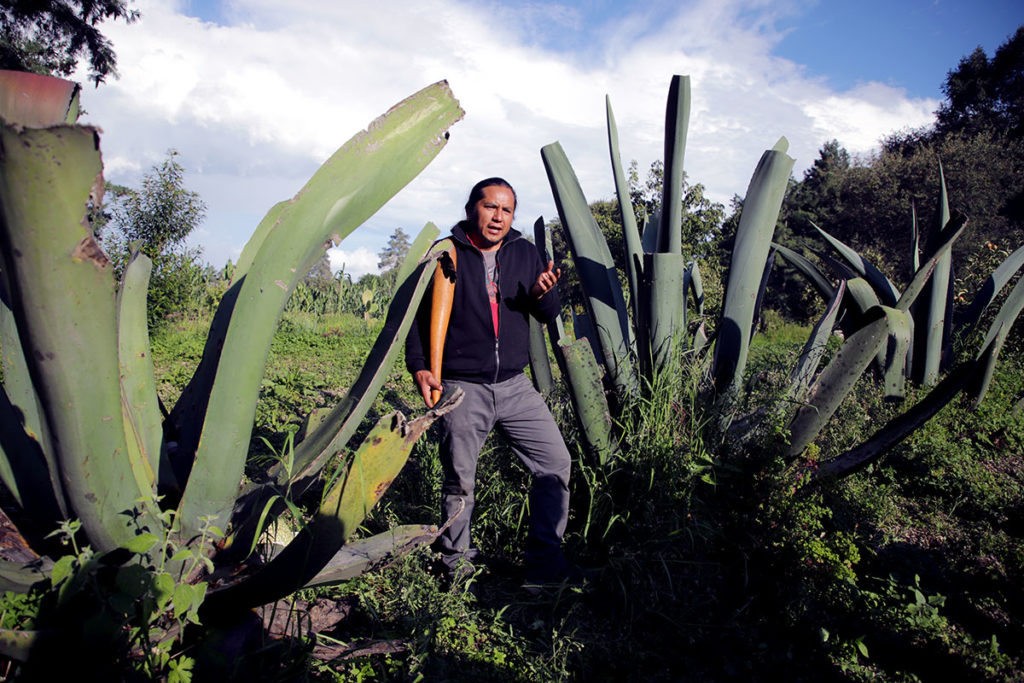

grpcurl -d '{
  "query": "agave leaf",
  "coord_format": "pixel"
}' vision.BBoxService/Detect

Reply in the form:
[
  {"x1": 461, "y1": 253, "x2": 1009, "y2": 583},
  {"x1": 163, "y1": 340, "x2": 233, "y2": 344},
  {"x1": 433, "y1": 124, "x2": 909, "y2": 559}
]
[
  {"x1": 203, "y1": 394, "x2": 462, "y2": 612},
  {"x1": 809, "y1": 359, "x2": 977, "y2": 483},
  {"x1": 526, "y1": 219, "x2": 556, "y2": 397},
  {"x1": 641, "y1": 207, "x2": 659, "y2": 254},
  {"x1": 532, "y1": 218, "x2": 567, "y2": 341},
  {"x1": 166, "y1": 201, "x2": 292, "y2": 466},
  {"x1": 786, "y1": 280, "x2": 846, "y2": 405},
  {"x1": 810, "y1": 221, "x2": 900, "y2": 306},
  {"x1": 285, "y1": 233, "x2": 447, "y2": 490},
  {"x1": 116, "y1": 250, "x2": 162, "y2": 492},
  {"x1": 843, "y1": 277, "x2": 881, "y2": 317},
  {"x1": 0, "y1": 289, "x2": 42, "y2": 443},
  {"x1": 643, "y1": 75, "x2": 692, "y2": 378},
  {"x1": 682, "y1": 265, "x2": 691, "y2": 343},
  {"x1": 969, "y1": 272, "x2": 1024, "y2": 406},
  {"x1": 303, "y1": 524, "x2": 441, "y2": 589},
  {"x1": 910, "y1": 201, "x2": 921, "y2": 274},
  {"x1": 0, "y1": 386, "x2": 62, "y2": 525},
  {"x1": 693, "y1": 322, "x2": 708, "y2": 353},
  {"x1": 752, "y1": 249, "x2": 776, "y2": 338},
  {"x1": 606, "y1": 96, "x2": 644, "y2": 326},
  {"x1": 643, "y1": 253, "x2": 685, "y2": 373},
  {"x1": 682, "y1": 260, "x2": 702, "y2": 348},
  {"x1": 633, "y1": 250, "x2": 654, "y2": 382},
  {"x1": 787, "y1": 306, "x2": 893, "y2": 457},
  {"x1": 0, "y1": 70, "x2": 80, "y2": 126},
  {"x1": 234, "y1": 200, "x2": 289, "y2": 285},
  {"x1": 0, "y1": 291, "x2": 64, "y2": 520},
  {"x1": 772, "y1": 243, "x2": 835, "y2": 303},
  {"x1": 0, "y1": 123, "x2": 152, "y2": 550},
  {"x1": 176, "y1": 82, "x2": 464, "y2": 539},
  {"x1": 880, "y1": 308, "x2": 913, "y2": 400},
  {"x1": 393, "y1": 221, "x2": 441, "y2": 288},
  {"x1": 571, "y1": 310, "x2": 603, "y2": 365},
  {"x1": 895, "y1": 213, "x2": 967, "y2": 313},
  {"x1": 0, "y1": 73, "x2": 71, "y2": 516},
  {"x1": 533, "y1": 218, "x2": 571, "y2": 384},
  {"x1": 955, "y1": 243, "x2": 1024, "y2": 333},
  {"x1": 542, "y1": 141, "x2": 636, "y2": 396},
  {"x1": 657, "y1": 75, "x2": 690, "y2": 256},
  {"x1": 687, "y1": 259, "x2": 705, "y2": 315},
  {"x1": 713, "y1": 139, "x2": 794, "y2": 393},
  {"x1": 917, "y1": 163, "x2": 956, "y2": 386},
  {"x1": 225, "y1": 240, "x2": 444, "y2": 557},
  {"x1": 840, "y1": 277, "x2": 891, "y2": 369},
  {"x1": 558, "y1": 337, "x2": 618, "y2": 466},
  {"x1": 528, "y1": 317, "x2": 554, "y2": 395},
  {"x1": 0, "y1": 558, "x2": 51, "y2": 593},
  {"x1": 814, "y1": 249, "x2": 860, "y2": 283}
]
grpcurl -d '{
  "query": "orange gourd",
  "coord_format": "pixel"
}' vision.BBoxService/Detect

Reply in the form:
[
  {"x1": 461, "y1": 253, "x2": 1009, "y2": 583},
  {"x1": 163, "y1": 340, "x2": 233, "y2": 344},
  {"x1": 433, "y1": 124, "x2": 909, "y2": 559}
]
[{"x1": 428, "y1": 248, "x2": 457, "y2": 406}]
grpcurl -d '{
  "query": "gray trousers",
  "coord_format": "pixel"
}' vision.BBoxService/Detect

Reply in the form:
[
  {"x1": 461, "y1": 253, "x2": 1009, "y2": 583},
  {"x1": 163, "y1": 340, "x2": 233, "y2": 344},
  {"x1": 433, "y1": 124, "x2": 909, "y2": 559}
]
[{"x1": 437, "y1": 373, "x2": 571, "y2": 571}]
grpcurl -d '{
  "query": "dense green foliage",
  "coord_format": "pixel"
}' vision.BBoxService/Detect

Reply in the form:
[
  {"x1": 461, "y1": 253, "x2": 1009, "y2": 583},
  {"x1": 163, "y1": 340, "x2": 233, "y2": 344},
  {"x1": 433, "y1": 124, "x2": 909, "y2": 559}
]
[
  {"x1": 103, "y1": 149, "x2": 207, "y2": 259},
  {"x1": 772, "y1": 26, "x2": 1024, "y2": 326},
  {"x1": 0, "y1": 0, "x2": 137, "y2": 84},
  {"x1": 936, "y1": 25, "x2": 1024, "y2": 140},
  {"x1": 97, "y1": 150, "x2": 214, "y2": 327},
  {"x1": 126, "y1": 310, "x2": 1023, "y2": 680}
]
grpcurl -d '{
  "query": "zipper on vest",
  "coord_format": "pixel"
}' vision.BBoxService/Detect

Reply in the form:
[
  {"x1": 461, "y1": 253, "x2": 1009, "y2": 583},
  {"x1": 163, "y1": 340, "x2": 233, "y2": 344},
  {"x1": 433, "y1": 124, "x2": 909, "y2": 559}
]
[
  {"x1": 492, "y1": 266, "x2": 500, "y2": 383},
  {"x1": 491, "y1": 248, "x2": 501, "y2": 383}
]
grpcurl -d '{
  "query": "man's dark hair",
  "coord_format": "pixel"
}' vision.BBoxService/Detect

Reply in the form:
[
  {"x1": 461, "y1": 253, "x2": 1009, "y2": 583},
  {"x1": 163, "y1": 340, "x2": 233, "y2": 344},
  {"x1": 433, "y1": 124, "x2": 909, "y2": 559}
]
[{"x1": 464, "y1": 177, "x2": 517, "y2": 215}]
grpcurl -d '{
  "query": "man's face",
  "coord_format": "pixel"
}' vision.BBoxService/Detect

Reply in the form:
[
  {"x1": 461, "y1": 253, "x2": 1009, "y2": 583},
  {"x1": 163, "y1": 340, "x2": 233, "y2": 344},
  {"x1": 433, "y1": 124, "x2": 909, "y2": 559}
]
[{"x1": 467, "y1": 185, "x2": 515, "y2": 251}]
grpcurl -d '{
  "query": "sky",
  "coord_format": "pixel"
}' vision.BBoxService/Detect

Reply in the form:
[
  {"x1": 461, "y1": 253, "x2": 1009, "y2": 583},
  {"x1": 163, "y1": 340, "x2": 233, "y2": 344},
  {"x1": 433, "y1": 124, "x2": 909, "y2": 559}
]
[{"x1": 72, "y1": 0, "x2": 1023, "y2": 278}]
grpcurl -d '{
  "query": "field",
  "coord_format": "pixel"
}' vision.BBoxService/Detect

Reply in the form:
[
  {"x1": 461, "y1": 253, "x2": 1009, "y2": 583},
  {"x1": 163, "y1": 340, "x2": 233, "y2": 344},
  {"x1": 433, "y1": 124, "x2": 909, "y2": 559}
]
[{"x1": 146, "y1": 308, "x2": 1024, "y2": 681}]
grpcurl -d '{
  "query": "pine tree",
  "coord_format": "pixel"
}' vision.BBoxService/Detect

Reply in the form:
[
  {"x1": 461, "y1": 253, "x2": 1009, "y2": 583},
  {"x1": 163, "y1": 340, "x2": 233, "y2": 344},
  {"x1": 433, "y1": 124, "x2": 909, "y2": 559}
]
[{"x1": 377, "y1": 228, "x2": 411, "y2": 273}]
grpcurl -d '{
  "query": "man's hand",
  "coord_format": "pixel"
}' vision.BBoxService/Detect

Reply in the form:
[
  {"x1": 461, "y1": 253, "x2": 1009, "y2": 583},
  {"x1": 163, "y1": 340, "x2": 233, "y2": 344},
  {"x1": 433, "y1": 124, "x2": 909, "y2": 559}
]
[
  {"x1": 530, "y1": 260, "x2": 561, "y2": 298},
  {"x1": 414, "y1": 369, "x2": 443, "y2": 407}
]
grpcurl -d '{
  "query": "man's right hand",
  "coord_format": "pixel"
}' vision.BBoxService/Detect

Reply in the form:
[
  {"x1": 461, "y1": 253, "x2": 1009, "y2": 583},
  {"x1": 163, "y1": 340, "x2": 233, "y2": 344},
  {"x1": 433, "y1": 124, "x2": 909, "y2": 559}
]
[{"x1": 414, "y1": 369, "x2": 443, "y2": 407}]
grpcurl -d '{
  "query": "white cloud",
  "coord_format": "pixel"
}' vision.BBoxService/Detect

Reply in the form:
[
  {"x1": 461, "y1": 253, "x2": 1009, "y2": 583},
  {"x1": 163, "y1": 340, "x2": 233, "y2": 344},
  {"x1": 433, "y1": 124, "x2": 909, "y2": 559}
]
[
  {"x1": 75, "y1": 0, "x2": 940, "y2": 270},
  {"x1": 801, "y1": 82, "x2": 936, "y2": 154},
  {"x1": 328, "y1": 247, "x2": 379, "y2": 280}
]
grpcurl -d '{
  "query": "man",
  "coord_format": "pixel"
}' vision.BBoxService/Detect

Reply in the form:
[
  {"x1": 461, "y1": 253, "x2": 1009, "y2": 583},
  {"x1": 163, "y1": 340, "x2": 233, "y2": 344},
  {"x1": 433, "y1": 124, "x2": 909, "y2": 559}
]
[{"x1": 406, "y1": 177, "x2": 577, "y2": 587}]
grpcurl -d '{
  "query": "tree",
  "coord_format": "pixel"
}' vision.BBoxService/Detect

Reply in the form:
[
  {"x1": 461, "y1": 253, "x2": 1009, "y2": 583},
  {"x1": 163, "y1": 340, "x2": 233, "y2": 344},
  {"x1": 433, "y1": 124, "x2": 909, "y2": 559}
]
[
  {"x1": 0, "y1": 0, "x2": 138, "y2": 85},
  {"x1": 101, "y1": 150, "x2": 208, "y2": 326},
  {"x1": 789, "y1": 132, "x2": 1022, "y2": 283},
  {"x1": 784, "y1": 139, "x2": 851, "y2": 239},
  {"x1": 108, "y1": 149, "x2": 206, "y2": 259},
  {"x1": 305, "y1": 251, "x2": 333, "y2": 289},
  {"x1": 937, "y1": 25, "x2": 1024, "y2": 139},
  {"x1": 627, "y1": 160, "x2": 726, "y2": 260},
  {"x1": 377, "y1": 227, "x2": 410, "y2": 273}
]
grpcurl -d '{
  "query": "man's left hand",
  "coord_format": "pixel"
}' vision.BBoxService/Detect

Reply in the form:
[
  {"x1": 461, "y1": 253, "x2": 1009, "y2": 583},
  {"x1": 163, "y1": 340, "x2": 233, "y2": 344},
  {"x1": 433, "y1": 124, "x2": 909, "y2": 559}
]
[{"x1": 531, "y1": 260, "x2": 561, "y2": 298}]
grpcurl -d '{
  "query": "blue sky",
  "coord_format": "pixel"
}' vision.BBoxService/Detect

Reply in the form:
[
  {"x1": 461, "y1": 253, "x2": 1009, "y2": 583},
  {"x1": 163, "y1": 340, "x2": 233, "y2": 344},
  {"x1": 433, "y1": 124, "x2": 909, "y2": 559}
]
[
  {"x1": 77, "y1": 0, "x2": 1022, "y2": 276},
  {"x1": 773, "y1": 0, "x2": 1021, "y2": 96}
]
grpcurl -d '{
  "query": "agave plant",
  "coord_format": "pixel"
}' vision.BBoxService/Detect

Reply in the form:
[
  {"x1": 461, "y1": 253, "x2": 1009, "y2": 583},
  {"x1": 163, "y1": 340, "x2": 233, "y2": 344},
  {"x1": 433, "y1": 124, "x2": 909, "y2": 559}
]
[
  {"x1": 771, "y1": 168, "x2": 1024, "y2": 480},
  {"x1": 536, "y1": 75, "x2": 791, "y2": 462},
  {"x1": 0, "y1": 69, "x2": 465, "y2": 671},
  {"x1": 535, "y1": 73, "x2": 1024, "y2": 483}
]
